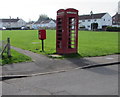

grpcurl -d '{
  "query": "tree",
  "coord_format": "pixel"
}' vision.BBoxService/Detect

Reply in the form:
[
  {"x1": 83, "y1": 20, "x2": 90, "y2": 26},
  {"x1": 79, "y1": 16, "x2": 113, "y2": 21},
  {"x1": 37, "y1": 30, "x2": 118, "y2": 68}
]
[{"x1": 37, "y1": 14, "x2": 50, "y2": 22}]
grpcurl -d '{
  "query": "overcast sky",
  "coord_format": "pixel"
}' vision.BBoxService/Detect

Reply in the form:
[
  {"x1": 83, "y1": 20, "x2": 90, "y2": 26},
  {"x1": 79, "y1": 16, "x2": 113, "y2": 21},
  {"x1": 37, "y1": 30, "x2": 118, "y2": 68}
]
[{"x1": 0, "y1": 0, "x2": 119, "y2": 22}]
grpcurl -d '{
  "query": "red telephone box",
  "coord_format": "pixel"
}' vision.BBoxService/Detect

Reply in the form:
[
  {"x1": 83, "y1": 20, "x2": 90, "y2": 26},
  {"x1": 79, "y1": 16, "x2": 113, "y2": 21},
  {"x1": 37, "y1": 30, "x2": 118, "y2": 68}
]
[
  {"x1": 56, "y1": 8, "x2": 79, "y2": 54},
  {"x1": 38, "y1": 29, "x2": 46, "y2": 40}
]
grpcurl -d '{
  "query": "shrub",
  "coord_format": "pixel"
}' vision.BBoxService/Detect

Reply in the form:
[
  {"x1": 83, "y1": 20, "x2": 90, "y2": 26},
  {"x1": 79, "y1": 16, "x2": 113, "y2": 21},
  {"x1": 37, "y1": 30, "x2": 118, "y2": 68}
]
[{"x1": 106, "y1": 26, "x2": 120, "y2": 32}]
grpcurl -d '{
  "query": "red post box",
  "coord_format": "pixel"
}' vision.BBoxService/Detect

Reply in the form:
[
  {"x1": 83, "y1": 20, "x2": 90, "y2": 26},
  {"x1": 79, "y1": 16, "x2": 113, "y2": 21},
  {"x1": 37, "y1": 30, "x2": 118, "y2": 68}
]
[
  {"x1": 38, "y1": 29, "x2": 46, "y2": 40},
  {"x1": 38, "y1": 29, "x2": 46, "y2": 51},
  {"x1": 56, "y1": 8, "x2": 79, "y2": 54}
]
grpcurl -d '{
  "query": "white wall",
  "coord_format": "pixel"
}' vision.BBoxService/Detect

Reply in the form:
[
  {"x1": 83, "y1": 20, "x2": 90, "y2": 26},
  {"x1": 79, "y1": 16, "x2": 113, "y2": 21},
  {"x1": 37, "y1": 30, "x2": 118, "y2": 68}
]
[
  {"x1": 17, "y1": 19, "x2": 26, "y2": 27},
  {"x1": 79, "y1": 13, "x2": 112, "y2": 30},
  {"x1": 47, "y1": 20, "x2": 56, "y2": 28},
  {"x1": 101, "y1": 13, "x2": 112, "y2": 26},
  {"x1": 112, "y1": 25, "x2": 120, "y2": 27},
  {"x1": 2, "y1": 22, "x2": 10, "y2": 28},
  {"x1": 79, "y1": 19, "x2": 102, "y2": 30},
  {"x1": 1, "y1": 19, "x2": 26, "y2": 28},
  {"x1": 79, "y1": 20, "x2": 92, "y2": 30}
]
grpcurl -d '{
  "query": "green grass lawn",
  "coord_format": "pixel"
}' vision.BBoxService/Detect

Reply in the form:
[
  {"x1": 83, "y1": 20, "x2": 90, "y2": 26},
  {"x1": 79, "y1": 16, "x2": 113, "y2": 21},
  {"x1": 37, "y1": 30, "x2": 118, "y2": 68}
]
[
  {"x1": 0, "y1": 49, "x2": 32, "y2": 65},
  {"x1": 2, "y1": 30, "x2": 119, "y2": 58}
]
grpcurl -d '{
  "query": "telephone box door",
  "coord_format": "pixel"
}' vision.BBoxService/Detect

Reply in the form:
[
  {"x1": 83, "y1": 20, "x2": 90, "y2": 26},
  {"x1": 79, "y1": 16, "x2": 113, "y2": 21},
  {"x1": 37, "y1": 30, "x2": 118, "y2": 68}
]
[{"x1": 67, "y1": 16, "x2": 78, "y2": 52}]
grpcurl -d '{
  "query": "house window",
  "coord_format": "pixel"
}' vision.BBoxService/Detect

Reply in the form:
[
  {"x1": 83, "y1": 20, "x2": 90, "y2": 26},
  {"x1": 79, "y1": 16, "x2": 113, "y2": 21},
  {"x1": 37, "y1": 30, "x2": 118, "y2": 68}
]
[
  {"x1": 88, "y1": 25, "x2": 90, "y2": 28},
  {"x1": 88, "y1": 20, "x2": 91, "y2": 22},
  {"x1": 79, "y1": 22, "x2": 82, "y2": 24},
  {"x1": 94, "y1": 19, "x2": 97, "y2": 21},
  {"x1": 104, "y1": 19, "x2": 105, "y2": 21},
  {"x1": 82, "y1": 20, "x2": 85, "y2": 22}
]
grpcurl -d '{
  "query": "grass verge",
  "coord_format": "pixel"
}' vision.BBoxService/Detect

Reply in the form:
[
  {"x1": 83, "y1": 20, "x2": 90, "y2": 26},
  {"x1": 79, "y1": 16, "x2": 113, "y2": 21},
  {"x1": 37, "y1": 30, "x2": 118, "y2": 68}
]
[{"x1": 0, "y1": 49, "x2": 32, "y2": 65}]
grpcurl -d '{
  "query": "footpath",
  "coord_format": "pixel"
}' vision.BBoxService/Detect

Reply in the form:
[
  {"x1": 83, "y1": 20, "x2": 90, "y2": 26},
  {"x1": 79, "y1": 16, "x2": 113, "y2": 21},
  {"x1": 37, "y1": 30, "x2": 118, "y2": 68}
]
[{"x1": 1, "y1": 46, "x2": 120, "y2": 78}]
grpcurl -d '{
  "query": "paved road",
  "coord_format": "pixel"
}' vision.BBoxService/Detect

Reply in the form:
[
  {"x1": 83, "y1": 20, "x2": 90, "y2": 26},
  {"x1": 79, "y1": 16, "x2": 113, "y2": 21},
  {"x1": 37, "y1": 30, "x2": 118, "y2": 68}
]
[
  {"x1": 0, "y1": 81, "x2": 2, "y2": 96},
  {"x1": 2, "y1": 65, "x2": 118, "y2": 95}
]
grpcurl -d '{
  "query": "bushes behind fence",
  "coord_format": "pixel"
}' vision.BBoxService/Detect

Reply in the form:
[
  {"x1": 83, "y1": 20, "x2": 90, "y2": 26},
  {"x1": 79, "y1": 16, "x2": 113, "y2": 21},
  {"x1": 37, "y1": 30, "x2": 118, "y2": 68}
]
[{"x1": 106, "y1": 26, "x2": 120, "y2": 32}]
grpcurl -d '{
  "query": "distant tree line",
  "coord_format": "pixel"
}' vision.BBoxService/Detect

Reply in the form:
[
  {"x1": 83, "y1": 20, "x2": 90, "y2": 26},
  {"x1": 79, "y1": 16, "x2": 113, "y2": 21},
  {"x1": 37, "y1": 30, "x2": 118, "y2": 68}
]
[{"x1": 37, "y1": 14, "x2": 53, "y2": 22}]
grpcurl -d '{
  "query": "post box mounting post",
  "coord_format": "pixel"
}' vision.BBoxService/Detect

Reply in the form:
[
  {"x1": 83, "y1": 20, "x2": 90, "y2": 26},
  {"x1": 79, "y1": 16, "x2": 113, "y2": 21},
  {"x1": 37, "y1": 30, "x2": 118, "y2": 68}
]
[{"x1": 41, "y1": 39, "x2": 44, "y2": 52}]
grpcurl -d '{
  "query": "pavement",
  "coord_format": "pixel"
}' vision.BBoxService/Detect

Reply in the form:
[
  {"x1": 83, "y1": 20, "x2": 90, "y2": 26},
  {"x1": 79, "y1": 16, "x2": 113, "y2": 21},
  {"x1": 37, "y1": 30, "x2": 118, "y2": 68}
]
[{"x1": 1, "y1": 46, "x2": 120, "y2": 78}]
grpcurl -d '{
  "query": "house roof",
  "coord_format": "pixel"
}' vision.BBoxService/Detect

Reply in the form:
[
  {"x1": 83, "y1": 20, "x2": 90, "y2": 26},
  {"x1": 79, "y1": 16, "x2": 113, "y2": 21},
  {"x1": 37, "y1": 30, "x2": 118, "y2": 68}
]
[
  {"x1": 79, "y1": 13, "x2": 106, "y2": 20},
  {"x1": 34, "y1": 20, "x2": 54, "y2": 24},
  {"x1": 41, "y1": 20, "x2": 52, "y2": 24},
  {"x1": 0, "y1": 19, "x2": 20, "y2": 22},
  {"x1": 112, "y1": 13, "x2": 120, "y2": 19},
  {"x1": 26, "y1": 21, "x2": 35, "y2": 24}
]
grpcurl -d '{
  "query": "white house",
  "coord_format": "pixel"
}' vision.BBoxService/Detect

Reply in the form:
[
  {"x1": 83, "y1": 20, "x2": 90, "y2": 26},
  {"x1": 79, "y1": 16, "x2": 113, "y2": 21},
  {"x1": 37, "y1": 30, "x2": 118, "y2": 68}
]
[
  {"x1": 0, "y1": 18, "x2": 26, "y2": 29},
  {"x1": 112, "y1": 13, "x2": 120, "y2": 27},
  {"x1": 33, "y1": 20, "x2": 56, "y2": 29},
  {"x1": 112, "y1": 1, "x2": 120, "y2": 27},
  {"x1": 79, "y1": 13, "x2": 112, "y2": 30},
  {"x1": 26, "y1": 21, "x2": 35, "y2": 29},
  {"x1": 118, "y1": 1, "x2": 120, "y2": 14}
]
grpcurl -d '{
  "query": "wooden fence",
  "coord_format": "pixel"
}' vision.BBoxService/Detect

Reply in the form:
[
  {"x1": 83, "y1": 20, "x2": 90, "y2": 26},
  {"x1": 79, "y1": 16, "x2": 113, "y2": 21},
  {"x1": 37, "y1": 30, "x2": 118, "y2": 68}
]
[{"x1": 0, "y1": 38, "x2": 11, "y2": 58}]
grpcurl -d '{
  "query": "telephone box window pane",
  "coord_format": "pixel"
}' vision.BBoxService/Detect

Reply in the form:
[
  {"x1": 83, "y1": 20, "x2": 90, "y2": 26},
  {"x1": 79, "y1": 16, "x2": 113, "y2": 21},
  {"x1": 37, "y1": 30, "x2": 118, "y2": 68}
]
[
  {"x1": 71, "y1": 45, "x2": 75, "y2": 48},
  {"x1": 71, "y1": 30, "x2": 75, "y2": 33}
]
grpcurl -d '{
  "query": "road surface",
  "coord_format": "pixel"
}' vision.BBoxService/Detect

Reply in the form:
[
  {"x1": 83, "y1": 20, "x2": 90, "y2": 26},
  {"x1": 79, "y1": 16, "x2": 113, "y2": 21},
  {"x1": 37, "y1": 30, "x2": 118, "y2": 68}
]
[{"x1": 2, "y1": 64, "x2": 118, "y2": 95}]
